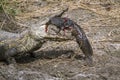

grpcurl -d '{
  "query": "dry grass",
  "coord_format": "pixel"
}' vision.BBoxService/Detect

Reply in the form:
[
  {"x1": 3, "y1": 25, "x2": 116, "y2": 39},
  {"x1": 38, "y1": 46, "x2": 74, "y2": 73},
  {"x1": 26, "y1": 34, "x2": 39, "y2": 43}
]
[{"x1": 0, "y1": 0, "x2": 120, "y2": 31}]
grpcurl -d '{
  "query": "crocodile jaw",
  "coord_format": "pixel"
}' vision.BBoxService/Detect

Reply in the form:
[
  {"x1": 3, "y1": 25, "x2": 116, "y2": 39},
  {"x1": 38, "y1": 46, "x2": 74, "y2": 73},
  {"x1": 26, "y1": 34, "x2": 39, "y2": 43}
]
[
  {"x1": 30, "y1": 25, "x2": 47, "y2": 40},
  {"x1": 30, "y1": 24, "x2": 71, "y2": 41}
]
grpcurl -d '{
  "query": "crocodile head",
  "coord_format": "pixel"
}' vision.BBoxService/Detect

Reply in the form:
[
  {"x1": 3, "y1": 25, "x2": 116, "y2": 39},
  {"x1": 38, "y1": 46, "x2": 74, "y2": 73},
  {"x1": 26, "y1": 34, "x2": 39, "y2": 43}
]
[
  {"x1": 30, "y1": 24, "x2": 47, "y2": 39},
  {"x1": 30, "y1": 24, "x2": 72, "y2": 41},
  {"x1": 29, "y1": 11, "x2": 73, "y2": 41}
]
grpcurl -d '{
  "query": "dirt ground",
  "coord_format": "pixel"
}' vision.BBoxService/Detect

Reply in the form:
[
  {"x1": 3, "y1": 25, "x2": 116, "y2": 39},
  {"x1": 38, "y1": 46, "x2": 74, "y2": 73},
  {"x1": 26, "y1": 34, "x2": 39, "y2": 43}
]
[{"x1": 0, "y1": 0, "x2": 120, "y2": 80}]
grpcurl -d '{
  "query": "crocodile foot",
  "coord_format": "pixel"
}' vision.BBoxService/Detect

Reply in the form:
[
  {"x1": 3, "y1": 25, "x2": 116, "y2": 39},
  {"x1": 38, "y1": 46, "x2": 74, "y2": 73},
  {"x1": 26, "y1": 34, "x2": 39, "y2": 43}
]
[
  {"x1": 4, "y1": 48, "x2": 18, "y2": 65},
  {"x1": 5, "y1": 57, "x2": 16, "y2": 65}
]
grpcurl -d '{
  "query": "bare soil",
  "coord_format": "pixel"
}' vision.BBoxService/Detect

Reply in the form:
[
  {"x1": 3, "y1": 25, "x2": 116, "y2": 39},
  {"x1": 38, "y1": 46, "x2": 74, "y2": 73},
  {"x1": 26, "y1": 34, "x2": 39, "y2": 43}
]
[{"x1": 0, "y1": 0, "x2": 120, "y2": 80}]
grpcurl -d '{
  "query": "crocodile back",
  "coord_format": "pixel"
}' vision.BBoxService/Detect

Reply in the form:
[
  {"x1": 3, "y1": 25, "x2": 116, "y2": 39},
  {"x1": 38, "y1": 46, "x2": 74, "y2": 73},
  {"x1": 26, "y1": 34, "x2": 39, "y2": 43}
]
[{"x1": 0, "y1": 30, "x2": 20, "y2": 41}]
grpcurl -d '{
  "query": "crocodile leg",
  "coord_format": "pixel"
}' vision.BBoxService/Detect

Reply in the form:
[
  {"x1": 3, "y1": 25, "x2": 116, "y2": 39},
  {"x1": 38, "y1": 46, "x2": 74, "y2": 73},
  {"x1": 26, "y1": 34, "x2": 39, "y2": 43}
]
[
  {"x1": 5, "y1": 56, "x2": 16, "y2": 65},
  {"x1": 4, "y1": 48, "x2": 18, "y2": 65}
]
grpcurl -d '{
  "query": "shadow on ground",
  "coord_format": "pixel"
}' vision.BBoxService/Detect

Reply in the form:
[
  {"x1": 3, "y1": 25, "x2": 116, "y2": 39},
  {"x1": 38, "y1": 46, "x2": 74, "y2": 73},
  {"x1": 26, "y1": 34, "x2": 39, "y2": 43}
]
[{"x1": 15, "y1": 50, "x2": 84, "y2": 64}]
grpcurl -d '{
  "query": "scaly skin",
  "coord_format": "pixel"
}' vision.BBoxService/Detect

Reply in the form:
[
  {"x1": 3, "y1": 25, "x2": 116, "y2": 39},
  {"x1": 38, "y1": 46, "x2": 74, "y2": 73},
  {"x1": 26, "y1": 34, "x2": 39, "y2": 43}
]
[
  {"x1": 0, "y1": 25, "x2": 71, "y2": 64},
  {"x1": 0, "y1": 8, "x2": 93, "y2": 66}
]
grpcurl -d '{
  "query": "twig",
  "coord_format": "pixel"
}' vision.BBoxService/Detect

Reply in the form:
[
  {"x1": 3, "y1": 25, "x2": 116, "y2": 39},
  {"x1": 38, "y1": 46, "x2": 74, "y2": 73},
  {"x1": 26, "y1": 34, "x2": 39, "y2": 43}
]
[
  {"x1": 1, "y1": 3, "x2": 28, "y2": 28},
  {"x1": 0, "y1": 19, "x2": 6, "y2": 29},
  {"x1": 94, "y1": 39, "x2": 120, "y2": 43}
]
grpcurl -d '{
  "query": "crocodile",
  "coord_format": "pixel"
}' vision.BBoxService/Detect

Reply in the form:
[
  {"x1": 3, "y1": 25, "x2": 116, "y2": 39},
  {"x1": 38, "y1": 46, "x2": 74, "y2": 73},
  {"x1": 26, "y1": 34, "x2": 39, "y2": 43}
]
[
  {"x1": 0, "y1": 23, "x2": 71, "y2": 64},
  {"x1": 0, "y1": 25, "x2": 72, "y2": 64},
  {"x1": 0, "y1": 8, "x2": 93, "y2": 66}
]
